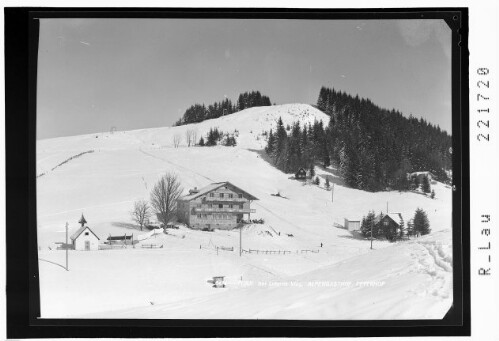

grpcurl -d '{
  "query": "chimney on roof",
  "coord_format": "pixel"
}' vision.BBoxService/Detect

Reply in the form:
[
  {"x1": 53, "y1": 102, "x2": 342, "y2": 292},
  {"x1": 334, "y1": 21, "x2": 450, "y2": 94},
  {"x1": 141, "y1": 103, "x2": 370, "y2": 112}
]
[{"x1": 189, "y1": 187, "x2": 199, "y2": 195}]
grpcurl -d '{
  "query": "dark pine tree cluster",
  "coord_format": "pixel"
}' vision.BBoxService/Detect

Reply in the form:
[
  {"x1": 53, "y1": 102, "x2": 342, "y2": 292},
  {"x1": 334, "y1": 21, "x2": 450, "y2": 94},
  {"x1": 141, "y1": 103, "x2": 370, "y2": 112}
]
[
  {"x1": 237, "y1": 91, "x2": 271, "y2": 111},
  {"x1": 199, "y1": 128, "x2": 237, "y2": 147},
  {"x1": 316, "y1": 87, "x2": 452, "y2": 191},
  {"x1": 205, "y1": 128, "x2": 223, "y2": 146},
  {"x1": 174, "y1": 91, "x2": 272, "y2": 126},
  {"x1": 264, "y1": 88, "x2": 451, "y2": 192},
  {"x1": 265, "y1": 117, "x2": 330, "y2": 174}
]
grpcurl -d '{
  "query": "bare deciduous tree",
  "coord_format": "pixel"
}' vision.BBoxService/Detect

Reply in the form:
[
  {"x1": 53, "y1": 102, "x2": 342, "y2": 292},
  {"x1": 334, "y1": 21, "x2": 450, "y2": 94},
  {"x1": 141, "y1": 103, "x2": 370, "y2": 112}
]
[
  {"x1": 130, "y1": 200, "x2": 152, "y2": 231},
  {"x1": 191, "y1": 129, "x2": 198, "y2": 146},
  {"x1": 150, "y1": 172, "x2": 183, "y2": 226},
  {"x1": 173, "y1": 134, "x2": 181, "y2": 148},
  {"x1": 185, "y1": 129, "x2": 195, "y2": 147}
]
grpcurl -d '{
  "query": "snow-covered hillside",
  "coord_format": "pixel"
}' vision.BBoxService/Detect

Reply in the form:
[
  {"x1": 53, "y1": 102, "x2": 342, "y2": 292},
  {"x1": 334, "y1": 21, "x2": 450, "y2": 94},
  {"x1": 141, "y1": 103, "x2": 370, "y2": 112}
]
[{"x1": 36, "y1": 103, "x2": 453, "y2": 319}]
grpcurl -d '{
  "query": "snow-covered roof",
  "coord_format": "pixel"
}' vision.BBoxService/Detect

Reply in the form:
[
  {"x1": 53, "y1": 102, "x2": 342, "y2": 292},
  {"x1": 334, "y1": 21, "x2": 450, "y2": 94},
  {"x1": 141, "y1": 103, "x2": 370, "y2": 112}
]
[
  {"x1": 178, "y1": 181, "x2": 258, "y2": 201},
  {"x1": 409, "y1": 171, "x2": 436, "y2": 178},
  {"x1": 374, "y1": 213, "x2": 403, "y2": 226},
  {"x1": 386, "y1": 213, "x2": 403, "y2": 226},
  {"x1": 70, "y1": 225, "x2": 100, "y2": 241}
]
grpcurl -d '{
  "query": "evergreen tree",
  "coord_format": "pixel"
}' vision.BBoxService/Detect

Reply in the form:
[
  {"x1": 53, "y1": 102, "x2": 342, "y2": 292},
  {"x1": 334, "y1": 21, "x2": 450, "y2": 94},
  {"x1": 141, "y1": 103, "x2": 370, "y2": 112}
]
[
  {"x1": 314, "y1": 176, "x2": 320, "y2": 185},
  {"x1": 206, "y1": 128, "x2": 219, "y2": 146},
  {"x1": 225, "y1": 136, "x2": 237, "y2": 146},
  {"x1": 360, "y1": 210, "x2": 376, "y2": 237},
  {"x1": 431, "y1": 189, "x2": 435, "y2": 199},
  {"x1": 398, "y1": 216, "x2": 406, "y2": 240},
  {"x1": 265, "y1": 129, "x2": 275, "y2": 155},
  {"x1": 273, "y1": 117, "x2": 289, "y2": 171},
  {"x1": 325, "y1": 177, "x2": 331, "y2": 190},
  {"x1": 422, "y1": 175, "x2": 431, "y2": 193},
  {"x1": 374, "y1": 212, "x2": 384, "y2": 238},
  {"x1": 407, "y1": 218, "x2": 414, "y2": 238},
  {"x1": 198, "y1": 136, "x2": 205, "y2": 146},
  {"x1": 309, "y1": 164, "x2": 315, "y2": 178},
  {"x1": 413, "y1": 208, "x2": 431, "y2": 235}
]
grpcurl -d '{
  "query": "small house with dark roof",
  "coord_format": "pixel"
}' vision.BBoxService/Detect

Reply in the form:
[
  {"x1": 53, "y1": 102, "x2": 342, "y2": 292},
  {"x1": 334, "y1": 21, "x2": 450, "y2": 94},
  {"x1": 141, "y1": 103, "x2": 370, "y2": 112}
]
[
  {"x1": 177, "y1": 181, "x2": 258, "y2": 230},
  {"x1": 295, "y1": 168, "x2": 307, "y2": 180},
  {"x1": 374, "y1": 213, "x2": 404, "y2": 241},
  {"x1": 70, "y1": 225, "x2": 100, "y2": 251}
]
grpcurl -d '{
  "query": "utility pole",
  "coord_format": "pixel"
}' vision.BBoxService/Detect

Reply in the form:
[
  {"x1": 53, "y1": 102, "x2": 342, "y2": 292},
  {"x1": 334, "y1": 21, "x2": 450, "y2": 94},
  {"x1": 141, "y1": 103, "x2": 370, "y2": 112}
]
[
  {"x1": 239, "y1": 225, "x2": 242, "y2": 257},
  {"x1": 370, "y1": 224, "x2": 373, "y2": 250},
  {"x1": 65, "y1": 222, "x2": 69, "y2": 271},
  {"x1": 331, "y1": 183, "x2": 335, "y2": 203}
]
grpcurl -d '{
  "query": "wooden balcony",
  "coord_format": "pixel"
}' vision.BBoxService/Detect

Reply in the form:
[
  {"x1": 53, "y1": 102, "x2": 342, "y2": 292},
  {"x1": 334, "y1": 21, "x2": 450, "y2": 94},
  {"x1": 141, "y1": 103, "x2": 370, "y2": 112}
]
[
  {"x1": 193, "y1": 207, "x2": 255, "y2": 214},
  {"x1": 203, "y1": 196, "x2": 248, "y2": 202}
]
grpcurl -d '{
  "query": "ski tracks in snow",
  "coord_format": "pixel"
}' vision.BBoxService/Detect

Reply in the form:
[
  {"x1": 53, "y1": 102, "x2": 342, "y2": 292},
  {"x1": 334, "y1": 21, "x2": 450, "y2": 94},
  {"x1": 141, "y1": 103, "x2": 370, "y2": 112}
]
[
  {"x1": 411, "y1": 238, "x2": 453, "y2": 300},
  {"x1": 138, "y1": 148, "x2": 216, "y2": 183}
]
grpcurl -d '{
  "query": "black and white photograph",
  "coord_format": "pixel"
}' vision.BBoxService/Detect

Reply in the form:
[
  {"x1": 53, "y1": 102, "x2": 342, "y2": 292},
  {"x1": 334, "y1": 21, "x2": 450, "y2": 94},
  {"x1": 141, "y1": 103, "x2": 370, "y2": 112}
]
[{"x1": 33, "y1": 15, "x2": 456, "y2": 321}]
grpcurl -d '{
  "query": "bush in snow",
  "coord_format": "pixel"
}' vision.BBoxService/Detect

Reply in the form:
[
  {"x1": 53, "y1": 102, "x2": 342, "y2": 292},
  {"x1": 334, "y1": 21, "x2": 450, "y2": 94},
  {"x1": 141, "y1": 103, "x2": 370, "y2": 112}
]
[
  {"x1": 314, "y1": 176, "x2": 320, "y2": 185},
  {"x1": 224, "y1": 136, "x2": 237, "y2": 146}
]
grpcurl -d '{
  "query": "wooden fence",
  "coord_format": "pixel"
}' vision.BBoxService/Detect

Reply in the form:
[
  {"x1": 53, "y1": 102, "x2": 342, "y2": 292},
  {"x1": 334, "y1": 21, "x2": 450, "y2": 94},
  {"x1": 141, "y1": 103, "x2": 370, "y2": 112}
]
[
  {"x1": 98, "y1": 244, "x2": 128, "y2": 250},
  {"x1": 242, "y1": 249, "x2": 319, "y2": 255},
  {"x1": 141, "y1": 243, "x2": 163, "y2": 249}
]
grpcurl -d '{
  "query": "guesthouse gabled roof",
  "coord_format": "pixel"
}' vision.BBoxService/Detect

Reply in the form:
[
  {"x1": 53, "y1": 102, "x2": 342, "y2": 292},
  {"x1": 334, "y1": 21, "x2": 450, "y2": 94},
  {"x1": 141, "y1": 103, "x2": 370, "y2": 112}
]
[
  {"x1": 70, "y1": 225, "x2": 100, "y2": 241},
  {"x1": 178, "y1": 181, "x2": 259, "y2": 201}
]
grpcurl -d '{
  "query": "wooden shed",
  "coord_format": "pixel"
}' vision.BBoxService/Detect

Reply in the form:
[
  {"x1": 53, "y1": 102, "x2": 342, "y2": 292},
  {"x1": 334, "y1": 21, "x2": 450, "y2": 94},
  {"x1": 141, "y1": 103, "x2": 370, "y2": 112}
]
[{"x1": 344, "y1": 218, "x2": 361, "y2": 232}]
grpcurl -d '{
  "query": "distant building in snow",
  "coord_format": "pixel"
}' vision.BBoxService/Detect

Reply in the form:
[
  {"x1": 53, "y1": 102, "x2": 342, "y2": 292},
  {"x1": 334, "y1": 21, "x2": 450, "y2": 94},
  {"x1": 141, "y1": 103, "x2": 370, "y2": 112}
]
[
  {"x1": 344, "y1": 218, "x2": 361, "y2": 231},
  {"x1": 295, "y1": 168, "x2": 307, "y2": 180},
  {"x1": 374, "y1": 213, "x2": 404, "y2": 240},
  {"x1": 408, "y1": 171, "x2": 437, "y2": 184},
  {"x1": 70, "y1": 225, "x2": 100, "y2": 251},
  {"x1": 176, "y1": 181, "x2": 258, "y2": 230}
]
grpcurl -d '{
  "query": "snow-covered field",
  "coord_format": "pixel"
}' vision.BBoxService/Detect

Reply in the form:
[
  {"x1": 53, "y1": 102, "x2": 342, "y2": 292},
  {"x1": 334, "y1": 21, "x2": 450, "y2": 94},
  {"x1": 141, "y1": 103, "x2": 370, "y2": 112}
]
[{"x1": 36, "y1": 104, "x2": 453, "y2": 319}]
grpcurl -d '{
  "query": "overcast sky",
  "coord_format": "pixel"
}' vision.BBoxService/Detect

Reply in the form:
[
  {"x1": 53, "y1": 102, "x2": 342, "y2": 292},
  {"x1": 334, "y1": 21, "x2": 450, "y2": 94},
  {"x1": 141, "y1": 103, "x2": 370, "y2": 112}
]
[{"x1": 37, "y1": 18, "x2": 451, "y2": 139}]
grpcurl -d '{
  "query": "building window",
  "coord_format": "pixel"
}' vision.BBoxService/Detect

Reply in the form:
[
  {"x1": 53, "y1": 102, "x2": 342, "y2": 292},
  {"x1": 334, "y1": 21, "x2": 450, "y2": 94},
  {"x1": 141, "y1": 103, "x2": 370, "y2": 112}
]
[
  {"x1": 197, "y1": 214, "x2": 202, "y2": 218},
  {"x1": 209, "y1": 204, "x2": 212, "y2": 208},
  {"x1": 219, "y1": 204, "x2": 223, "y2": 209},
  {"x1": 229, "y1": 193, "x2": 233, "y2": 198},
  {"x1": 383, "y1": 220, "x2": 389, "y2": 226},
  {"x1": 220, "y1": 193, "x2": 224, "y2": 198},
  {"x1": 238, "y1": 194, "x2": 243, "y2": 198},
  {"x1": 229, "y1": 204, "x2": 233, "y2": 208},
  {"x1": 84, "y1": 232, "x2": 89, "y2": 236},
  {"x1": 210, "y1": 193, "x2": 214, "y2": 197},
  {"x1": 203, "y1": 214, "x2": 207, "y2": 219}
]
